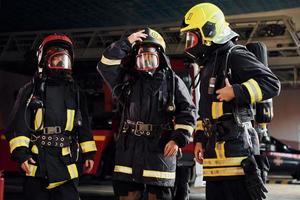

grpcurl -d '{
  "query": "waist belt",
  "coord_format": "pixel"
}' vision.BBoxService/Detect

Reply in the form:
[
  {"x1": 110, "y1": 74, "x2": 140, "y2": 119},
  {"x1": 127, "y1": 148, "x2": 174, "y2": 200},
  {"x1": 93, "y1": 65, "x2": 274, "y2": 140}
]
[
  {"x1": 202, "y1": 114, "x2": 233, "y2": 138},
  {"x1": 123, "y1": 120, "x2": 163, "y2": 137},
  {"x1": 32, "y1": 126, "x2": 72, "y2": 147},
  {"x1": 203, "y1": 114, "x2": 252, "y2": 138},
  {"x1": 38, "y1": 134, "x2": 72, "y2": 147}
]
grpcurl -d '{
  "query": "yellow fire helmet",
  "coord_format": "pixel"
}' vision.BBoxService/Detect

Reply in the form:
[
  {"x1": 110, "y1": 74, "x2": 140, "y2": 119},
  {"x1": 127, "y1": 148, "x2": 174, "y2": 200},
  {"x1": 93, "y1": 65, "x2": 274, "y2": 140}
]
[
  {"x1": 134, "y1": 27, "x2": 166, "y2": 52},
  {"x1": 180, "y1": 3, "x2": 238, "y2": 46}
]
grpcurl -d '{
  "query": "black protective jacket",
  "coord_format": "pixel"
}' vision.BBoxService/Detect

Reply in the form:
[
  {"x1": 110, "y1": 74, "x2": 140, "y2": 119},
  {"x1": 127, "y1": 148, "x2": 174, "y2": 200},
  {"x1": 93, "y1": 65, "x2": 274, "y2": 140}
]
[
  {"x1": 5, "y1": 78, "x2": 96, "y2": 189},
  {"x1": 97, "y1": 39, "x2": 196, "y2": 187},
  {"x1": 194, "y1": 41, "x2": 280, "y2": 181}
]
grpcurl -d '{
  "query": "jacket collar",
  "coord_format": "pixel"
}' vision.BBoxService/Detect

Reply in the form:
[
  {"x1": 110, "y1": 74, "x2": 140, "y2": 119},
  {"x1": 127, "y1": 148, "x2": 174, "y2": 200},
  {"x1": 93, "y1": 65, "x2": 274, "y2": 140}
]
[{"x1": 210, "y1": 41, "x2": 235, "y2": 57}]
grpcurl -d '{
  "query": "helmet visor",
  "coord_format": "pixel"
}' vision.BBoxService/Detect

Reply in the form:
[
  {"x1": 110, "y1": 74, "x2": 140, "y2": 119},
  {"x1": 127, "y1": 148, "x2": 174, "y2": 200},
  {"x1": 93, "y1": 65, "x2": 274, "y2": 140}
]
[
  {"x1": 184, "y1": 31, "x2": 199, "y2": 51},
  {"x1": 47, "y1": 50, "x2": 72, "y2": 70},
  {"x1": 136, "y1": 47, "x2": 159, "y2": 72}
]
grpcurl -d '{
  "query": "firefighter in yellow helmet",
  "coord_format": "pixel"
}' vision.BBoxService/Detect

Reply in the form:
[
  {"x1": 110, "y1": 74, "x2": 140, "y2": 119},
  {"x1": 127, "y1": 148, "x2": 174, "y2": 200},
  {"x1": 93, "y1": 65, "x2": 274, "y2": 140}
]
[
  {"x1": 97, "y1": 28, "x2": 196, "y2": 200},
  {"x1": 181, "y1": 3, "x2": 280, "y2": 200}
]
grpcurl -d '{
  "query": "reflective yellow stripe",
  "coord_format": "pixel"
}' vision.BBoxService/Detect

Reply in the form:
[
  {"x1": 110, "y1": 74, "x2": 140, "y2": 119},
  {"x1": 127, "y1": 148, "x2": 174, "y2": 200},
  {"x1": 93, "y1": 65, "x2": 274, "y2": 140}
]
[
  {"x1": 114, "y1": 165, "x2": 133, "y2": 174},
  {"x1": 215, "y1": 141, "x2": 225, "y2": 159},
  {"x1": 67, "y1": 164, "x2": 78, "y2": 179},
  {"x1": 249, "y1": 79, "x2": 263, "y2": 102},
  {"x1": 80, "y1": 141, "x2": 97, "y2": 153},
  {"x1": 259, "y1": 123, "x2": 267, "y2": 129},
  {"x1": 203, "y1": 156, "x2": 247, "y2": 167},
  {"x1": 143, "y1": 170, "x2": 176, "y2": 179},
  {"x1": 174, "y1": 124, "x2": 194, "y2": 135},
  {"x1": 212, "y1": 102, "x2": 223, "y2": 119},
  {"x1": 203, "y1": 167, "x2": 245, "y2": 176},
  {"x1": 47, "y1": 181, "x2": 67, "y2": 189},
  {"x1": 195, "y1": 120, "x2": 204, "y2": 131},
  {"x1": 31, "y1": 145, "x2": 39, "y2": 154},
  {"x1": 101, "y1": 55, "x2": 121, "y2": 65},
  {"x1": 65, "y1": 109, "x2": 75, "y2": 131},
  {"x1": 27, "y1": 164, "x2": 37, "y2": 177},
  {"x1": 93, "y1": 135, "x2": 106, "y2": 141},
  {"x1": 242, "y1": 79, "x2": 263, "y2": 104},
  {"x1": 9, "y1": 136, "x2": 30, "y2": 153},
  {"x1": 62, "y1": 147, "x2": 71, "y2": 156},
  {"x1": 1, "y1": 135, "x2": 6, "y2": 140},
  {"x1": 263, "y1": 108, "x2": 271, "y2": 118},
  {"x1": 34, "y1": 108, "x2": 44, "y2": 130}
]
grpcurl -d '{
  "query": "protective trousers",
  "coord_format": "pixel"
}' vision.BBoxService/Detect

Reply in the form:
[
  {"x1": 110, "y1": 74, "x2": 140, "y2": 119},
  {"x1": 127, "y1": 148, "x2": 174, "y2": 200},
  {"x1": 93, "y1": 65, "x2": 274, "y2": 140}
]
[
  {"x1": 173, "y1": 166, "x2": 190, "y2": 200},
  {"x1": 113, "y1": 180, "x2": 172, "y2": 200},
  {"x1": 206, "y1": 179, "x2": 251, "y2": 200},
  {"x1": 119, "y1": 191, "x2": 163, "y2": 200},
  {"x1": 24, "y1": 177, "x2": 79, "y2": 200}
]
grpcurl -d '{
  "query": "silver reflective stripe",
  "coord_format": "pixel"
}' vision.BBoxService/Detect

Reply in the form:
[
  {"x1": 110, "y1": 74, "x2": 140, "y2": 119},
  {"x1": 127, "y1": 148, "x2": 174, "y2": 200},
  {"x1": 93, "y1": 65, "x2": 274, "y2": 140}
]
[{"x1": 101, "y1": 55, "x2": 121, "y2": 65}]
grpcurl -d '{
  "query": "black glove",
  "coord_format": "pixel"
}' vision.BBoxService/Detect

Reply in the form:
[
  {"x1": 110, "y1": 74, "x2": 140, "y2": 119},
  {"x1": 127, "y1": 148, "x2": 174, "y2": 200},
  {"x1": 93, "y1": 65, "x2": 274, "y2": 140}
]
[
  {"x1": 241, "y1": 156, "x2": 268, "y2": 200},
  {"x1": 254, "y1": 154, "x2": 270, "y2": 184}
]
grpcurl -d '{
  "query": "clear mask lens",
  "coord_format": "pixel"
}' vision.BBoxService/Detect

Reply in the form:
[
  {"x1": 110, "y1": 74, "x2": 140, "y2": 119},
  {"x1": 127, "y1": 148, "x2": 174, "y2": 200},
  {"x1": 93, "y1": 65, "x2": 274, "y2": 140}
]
[
  {"x1": 47, "y1": 50, "x2": 72, "y2": 70},
  {"x1": 135, "y1": 47, "x2": 159, "y2": 72},
  {"x1": 185, "y1": 31, "x2": 199, "y2": 50}
]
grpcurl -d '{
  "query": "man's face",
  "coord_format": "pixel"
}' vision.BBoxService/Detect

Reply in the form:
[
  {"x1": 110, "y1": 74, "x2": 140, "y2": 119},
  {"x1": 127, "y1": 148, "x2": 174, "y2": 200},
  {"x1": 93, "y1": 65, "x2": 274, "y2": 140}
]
[
  {"x1": 135, "y1": 45, "x2": 159, "y2": 72},
  {"x1": 50, "y1": 54, "x2": 64, "y2": 66}
]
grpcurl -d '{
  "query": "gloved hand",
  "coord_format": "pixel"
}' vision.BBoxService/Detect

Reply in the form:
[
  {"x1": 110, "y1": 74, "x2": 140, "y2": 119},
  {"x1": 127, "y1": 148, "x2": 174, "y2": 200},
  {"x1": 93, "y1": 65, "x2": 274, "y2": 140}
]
[
  {"x1": 254, "y1": 154, "x2": 270, "y2": 184},
  {"x1": 241, "y1": 156, "x2": 268, "y2": 200}
]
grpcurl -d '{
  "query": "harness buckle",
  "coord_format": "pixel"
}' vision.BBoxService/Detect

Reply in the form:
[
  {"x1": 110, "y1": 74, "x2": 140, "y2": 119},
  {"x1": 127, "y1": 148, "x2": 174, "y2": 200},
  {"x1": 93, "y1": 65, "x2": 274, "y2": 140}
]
[
  {"x1": 203, "y1": 118, "x2": 213, "y2": 138},
  {"x1": 43, "y1": 126, "x2": 62, "y2": 134},
  {"x1": 134, "y1": 121, "x2": 144, "y2": 136}
]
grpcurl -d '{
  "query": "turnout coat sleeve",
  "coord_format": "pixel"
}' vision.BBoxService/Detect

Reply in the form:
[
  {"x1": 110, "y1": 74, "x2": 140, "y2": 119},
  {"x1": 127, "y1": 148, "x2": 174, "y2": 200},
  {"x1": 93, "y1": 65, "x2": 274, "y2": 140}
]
[
  {"x1": 5, "y1": 82, "x2": 33, "y2": 164},
  {"x1": 97, "y1": 39, "x2": 132, "y2": 90},
  {"x1": 172, "y1": 75, "x2": 197, "y2": 147},
  {"x1": 230, "y1": 49, "x2": 281, "y2": 105},
  {"x1": 77, "y1": 91, "x2": 97, "y2": 161}
]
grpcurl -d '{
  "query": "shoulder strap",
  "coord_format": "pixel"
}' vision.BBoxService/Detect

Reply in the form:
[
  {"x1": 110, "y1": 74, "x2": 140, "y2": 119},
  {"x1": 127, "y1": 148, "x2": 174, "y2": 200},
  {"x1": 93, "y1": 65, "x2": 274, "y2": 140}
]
[
  {"x1": 223, "y1": 44, "x2": 247, "y2": 81},
  {"x1": 74, "y1": 84, "x2": 83, "y2": 127},
  {"x1": 166, "y1": 68, "x2": 176, "y2": 113},
  {"x1": 161, "y1": 53, "x2": 176, "y2": 113}
]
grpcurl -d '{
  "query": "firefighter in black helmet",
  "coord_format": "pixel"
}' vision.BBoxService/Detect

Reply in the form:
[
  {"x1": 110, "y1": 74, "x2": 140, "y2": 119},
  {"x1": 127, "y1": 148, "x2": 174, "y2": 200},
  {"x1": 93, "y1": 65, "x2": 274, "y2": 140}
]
[
  {"x1": 97, "y1": 28, "x2": 196, "y2": 200},
  {"x1": 180, "y1": 3, "x2": 281, "y2": 200},
  {"x1": 5, "y1": 34, "x2": 96, "y2": 200}
]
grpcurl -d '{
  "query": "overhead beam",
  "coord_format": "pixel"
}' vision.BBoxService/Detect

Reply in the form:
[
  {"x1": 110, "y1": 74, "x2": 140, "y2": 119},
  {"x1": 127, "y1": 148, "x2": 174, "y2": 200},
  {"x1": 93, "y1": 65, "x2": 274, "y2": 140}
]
[{"x1": 269, "y1": 57, "x2": 300, "y2": 68}]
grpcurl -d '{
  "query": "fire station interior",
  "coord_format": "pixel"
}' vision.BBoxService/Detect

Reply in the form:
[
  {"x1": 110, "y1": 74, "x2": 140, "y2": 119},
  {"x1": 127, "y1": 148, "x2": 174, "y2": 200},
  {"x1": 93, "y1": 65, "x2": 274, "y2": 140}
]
[{"x1": 0, "y1": 0, "x2": 300, "y2": 199}]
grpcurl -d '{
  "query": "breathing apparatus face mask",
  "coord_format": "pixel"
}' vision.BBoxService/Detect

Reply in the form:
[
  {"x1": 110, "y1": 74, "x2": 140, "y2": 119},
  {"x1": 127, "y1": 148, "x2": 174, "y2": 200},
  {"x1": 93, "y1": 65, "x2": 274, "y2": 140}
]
[
  {"x1": 135, "y1": 46, "x2": 159, "y2": 72},
  {"x1": 46, "y1": 48, "x2": 72, "y2": 70},
  {"x1": 43, "y1": 47, "x2": 73, "y2": 80},
  {"x1": 182, "y1": 31, "x2": 209, "y2": 64}
]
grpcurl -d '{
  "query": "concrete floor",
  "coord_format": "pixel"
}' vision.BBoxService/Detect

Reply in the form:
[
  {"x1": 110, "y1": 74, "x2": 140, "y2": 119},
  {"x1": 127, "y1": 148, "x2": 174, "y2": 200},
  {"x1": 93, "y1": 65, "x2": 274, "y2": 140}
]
[
  {"x1": 78, "y1": 182, "x2": 300, "y2": 200},
  {"x1": 4, "y1": 178, "x2": 300, "y2": 200},
  {"x1": 265, "y1": 184, "x2": 300, "y2": 200},
  {"x1": 189, "y1": 184, "x2": 300, "y2": 200}
]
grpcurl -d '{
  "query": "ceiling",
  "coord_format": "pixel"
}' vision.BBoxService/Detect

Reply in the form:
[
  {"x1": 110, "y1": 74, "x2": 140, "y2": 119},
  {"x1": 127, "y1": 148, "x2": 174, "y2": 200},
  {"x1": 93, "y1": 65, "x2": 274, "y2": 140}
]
[{"x1": 1, "y1": 0, "x2": 300, "y2": 33}]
